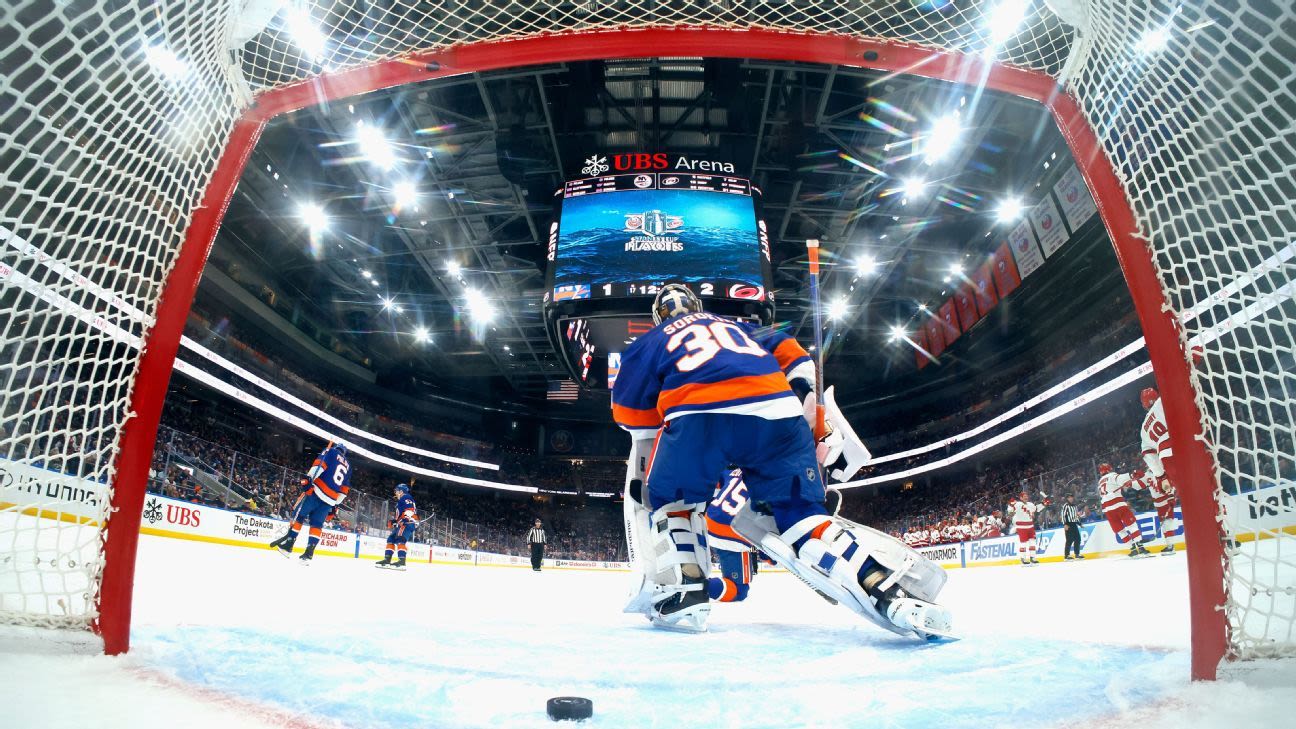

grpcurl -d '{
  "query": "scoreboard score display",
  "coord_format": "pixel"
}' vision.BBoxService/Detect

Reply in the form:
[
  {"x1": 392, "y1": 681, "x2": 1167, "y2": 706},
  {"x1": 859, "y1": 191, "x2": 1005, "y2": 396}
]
[
  {"x1": 547, "y1": 171, "x2": 772, "y2": 304},
  {"x1": 543, "y1": 163, "x2": 775, "y2": 392}
]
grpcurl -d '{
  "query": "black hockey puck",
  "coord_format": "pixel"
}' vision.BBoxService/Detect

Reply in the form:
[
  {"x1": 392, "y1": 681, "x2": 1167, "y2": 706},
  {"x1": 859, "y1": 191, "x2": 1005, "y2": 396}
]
[{"x1": 546, "y1": 696, "x2": 593, "y2": 722}]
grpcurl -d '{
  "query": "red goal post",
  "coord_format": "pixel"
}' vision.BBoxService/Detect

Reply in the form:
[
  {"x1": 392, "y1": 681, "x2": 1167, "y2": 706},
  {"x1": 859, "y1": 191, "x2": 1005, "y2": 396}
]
[{"x1": 3, "y1": 1, "x2": 1290, "y2": 681}]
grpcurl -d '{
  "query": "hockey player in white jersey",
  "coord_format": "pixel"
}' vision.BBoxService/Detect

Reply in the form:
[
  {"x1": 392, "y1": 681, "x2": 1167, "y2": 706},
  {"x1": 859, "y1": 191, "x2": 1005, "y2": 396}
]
[
  {"x1": 1007, "y1": 492, "x2": 1048, "y2": 565},
  {"x1": 1140, "y1": 387, "x2": 1181, "y2": 553},
  {"x1": 1097, "y1": 463, "x2": 1152, "y2": 557}
]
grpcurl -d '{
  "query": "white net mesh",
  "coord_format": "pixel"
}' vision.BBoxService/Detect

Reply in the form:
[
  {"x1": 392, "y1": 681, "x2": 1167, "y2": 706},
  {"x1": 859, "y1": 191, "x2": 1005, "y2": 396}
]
[
  {"x1": 1, "y1": 0, "x2": 242, "y2": 628},
  {"x1": 1, "y1": 0, "x2": 1291, "y2": 661},
  {"x1": 1067, "y1": 0, "x2": 1296, "y2": 658}
]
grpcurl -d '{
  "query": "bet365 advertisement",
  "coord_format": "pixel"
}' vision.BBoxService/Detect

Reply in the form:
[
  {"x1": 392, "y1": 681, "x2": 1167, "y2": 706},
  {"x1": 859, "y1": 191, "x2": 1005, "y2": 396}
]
[{"x1": 551, "y1": 184, "x2": 766, "y2": 301}]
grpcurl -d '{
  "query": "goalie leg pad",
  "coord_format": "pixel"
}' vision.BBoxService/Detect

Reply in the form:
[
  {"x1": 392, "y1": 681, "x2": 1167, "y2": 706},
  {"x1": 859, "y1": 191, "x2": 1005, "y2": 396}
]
[
  {"x1": 733, "y1": 508, "x2": 952, "y2": 639},
  {"x1": 642, "y1": 500, "x2": 711, "y2": 632}
]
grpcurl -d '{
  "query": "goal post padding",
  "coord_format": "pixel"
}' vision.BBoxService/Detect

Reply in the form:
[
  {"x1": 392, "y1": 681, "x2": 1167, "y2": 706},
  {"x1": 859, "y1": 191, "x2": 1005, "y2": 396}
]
[{"x1": 119, "y1": 28, "x2": 1224, "y2": 675}]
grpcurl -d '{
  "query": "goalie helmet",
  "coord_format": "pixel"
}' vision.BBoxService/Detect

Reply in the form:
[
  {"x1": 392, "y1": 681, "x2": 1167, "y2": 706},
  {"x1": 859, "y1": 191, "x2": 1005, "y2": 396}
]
[
  {"x1": 652, "y1": 283, "x2": 702, "y2": 325},
  {"x1": 1098, "y1": 462, "x2": 1113, "y2": 475},
  {"x1": 1140, "y1": 387, "x2": 1159, "y2": 409}
]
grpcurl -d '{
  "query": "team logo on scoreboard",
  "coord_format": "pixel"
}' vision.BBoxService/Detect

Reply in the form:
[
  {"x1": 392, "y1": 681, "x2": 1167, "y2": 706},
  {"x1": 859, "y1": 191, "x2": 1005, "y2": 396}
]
[
  {"x1": 727, "y1": 284, "x2": 765, "y2": 301},
  {"x1": 632, "y1": 174, "x2": 654, "y2": 188},
  {"x1": 553, "y1": 283, "x2": 591, "y2": 301},
  {"x1": 624, "y1": 210, "x2": 684, "y2": 252},
  {"x1": 581, "y1": 154, "x2": 609, "y2": 176}
]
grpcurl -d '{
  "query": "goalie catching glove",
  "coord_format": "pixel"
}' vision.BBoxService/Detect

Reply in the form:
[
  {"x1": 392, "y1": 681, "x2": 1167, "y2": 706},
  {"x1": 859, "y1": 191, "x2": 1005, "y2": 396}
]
[{"x1": 801, "y1": 386, "x2": 873, "y2": 482}]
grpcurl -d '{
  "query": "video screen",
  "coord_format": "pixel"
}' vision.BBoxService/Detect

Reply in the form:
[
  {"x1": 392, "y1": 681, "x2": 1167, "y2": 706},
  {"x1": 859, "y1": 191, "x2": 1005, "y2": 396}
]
[{"x1": 549, "y1": 173, "x2": 768, "y2": 303}]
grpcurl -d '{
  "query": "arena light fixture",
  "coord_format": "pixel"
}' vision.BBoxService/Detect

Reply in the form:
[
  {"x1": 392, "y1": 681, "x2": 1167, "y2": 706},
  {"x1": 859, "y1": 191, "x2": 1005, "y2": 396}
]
[
  {"x1": 144, "y1": 44, "x2": 187, "y2": 80},
  {"x1": 827, "y1": 295, "x2": 849, "y2": 321},
  {"x1": 283, "y1": 6, "x2": 327, "y2": 62},
  {"x1": 949, "y1": 263, "x2": 964, "y2": 275},
  {"x1": 413, "y1": 326, "x2": 431, "y2": 343},
  {"x1": 855, "y1": 254, "x2": 878, "y2": 275},
  {"x1": 465, "y1": 287, "x2": 496, "y2": 322},
  {"x1": 381, "y1": 296, "x2": 394, "y2": 311},
  {"x1": 298, "y1": 202, "x2": 328, "y2": 232},
  {"x1": 889, "y1": 325, "x2": 906, "y2": 342},
  {"x1": 918, "y1": 303, "x2": 929, "y2": 312},
  {"x1": 1136, "y1": 25, "x2": 1172, "y2": 55},
  {"x1": 902, "y1": 177, "x2": 926, "y2": 200},
  {"x1": 393, "y1": 180, "x2": 418, "y2": 208},
  {"x1": 985, "y1": 0, "x2": 1028, "y2": 46},
  {"x1": 361, "y1": 269, "x2": 372, "y2": 278},
  {"x1": 356, "y1": 122, "x2": 396, "y2": 170},
  {"x1": 923, "y1": 114, "x2": 961, "y2": 164},
  {"x1": 445, "y1": 259, "x2": 461, "y2": 277},
  {"x1": 996, "y1": 197, "x2": 1025, "y2": 222}
]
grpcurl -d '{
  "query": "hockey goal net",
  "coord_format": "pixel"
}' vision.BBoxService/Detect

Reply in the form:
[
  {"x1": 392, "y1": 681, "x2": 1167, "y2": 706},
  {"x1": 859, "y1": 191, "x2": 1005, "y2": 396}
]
[{"x1": 0, "y1": 0, "x2": 1291, "y2": 677}]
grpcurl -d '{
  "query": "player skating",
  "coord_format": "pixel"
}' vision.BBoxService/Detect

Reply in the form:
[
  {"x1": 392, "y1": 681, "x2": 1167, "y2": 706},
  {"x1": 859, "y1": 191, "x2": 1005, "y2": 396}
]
[
  {"x1": 268, "y1": 441, "x2": 351, "y2": 564},
  {"x1": 1096, "y1": 463, "x2": 1152, "y2": 557},
  {"x1": 1140, "y1": 387, "x2": 1181, "y2": 554},
  {"x1": 376, "y1": 483, "x2": 417, "y2": 570},
  {"x1": 1007, "y1": 491, "x2": 1049, "y2": 565},
  {"x1": 615, "y1": 284, "x2": 952, "y2": 639}
]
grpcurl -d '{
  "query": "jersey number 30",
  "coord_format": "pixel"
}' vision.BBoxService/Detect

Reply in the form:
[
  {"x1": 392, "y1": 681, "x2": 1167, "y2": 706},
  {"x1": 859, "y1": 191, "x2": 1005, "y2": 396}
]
[{"x1": 666, "y1": 321, "x2": 765, "y2": 372}]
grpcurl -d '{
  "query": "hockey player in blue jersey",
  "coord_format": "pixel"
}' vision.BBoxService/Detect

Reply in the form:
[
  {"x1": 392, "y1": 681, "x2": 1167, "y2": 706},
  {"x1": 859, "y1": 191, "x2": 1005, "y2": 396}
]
[
  {"x1": 705, "y1": 470, "x2": 760, "y2": 603},
  {"x1": 269, "y1": 441, "x2": 351, "y2": 563},
  {"x1": 616, "y1": 284, "x2": 953, "y2": 639},
  {"x1": 376, "y1": 483, "x2": 417, "y2": 570}
]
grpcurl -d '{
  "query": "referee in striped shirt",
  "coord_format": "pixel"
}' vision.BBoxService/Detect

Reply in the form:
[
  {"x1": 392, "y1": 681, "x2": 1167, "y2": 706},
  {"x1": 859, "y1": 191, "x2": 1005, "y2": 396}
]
[
  {"x1": 526, "y1": 519, "x2": 546, "y2": 571},
  {"x1": 1061, "y1": 494, "x2": 1085, "y2": 560}
]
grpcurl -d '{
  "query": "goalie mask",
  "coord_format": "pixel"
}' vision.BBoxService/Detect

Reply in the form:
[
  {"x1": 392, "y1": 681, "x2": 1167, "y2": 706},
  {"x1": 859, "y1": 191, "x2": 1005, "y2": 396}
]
[{"x1": 652, "y1": 284, "x2": 702, "y2": 325}]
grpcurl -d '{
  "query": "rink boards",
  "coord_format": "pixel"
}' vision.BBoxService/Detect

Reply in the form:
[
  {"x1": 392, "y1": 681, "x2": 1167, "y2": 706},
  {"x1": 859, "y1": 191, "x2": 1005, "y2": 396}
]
[{"x1": 3, "y1": 456, "x2": 1294, "y2": 574}]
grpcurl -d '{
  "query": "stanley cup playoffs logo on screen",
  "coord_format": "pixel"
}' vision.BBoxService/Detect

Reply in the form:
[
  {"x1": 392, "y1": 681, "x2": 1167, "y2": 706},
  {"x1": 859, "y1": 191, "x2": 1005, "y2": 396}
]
[{"x1": 624, "y1": 210, "x2": 684, "y2": 252}]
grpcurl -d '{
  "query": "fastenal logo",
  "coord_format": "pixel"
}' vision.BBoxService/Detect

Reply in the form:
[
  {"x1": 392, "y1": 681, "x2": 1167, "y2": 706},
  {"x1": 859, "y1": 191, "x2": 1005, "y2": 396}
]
[
  {"x1": 581, "y1": 155, "x2": 608, "y2": 176},
  {"x1": 624, "y1": 210, "x2": 684, "y2": 252},
  {"x1": 143, "y1": 498, "x2": 163, "y2": 525}
]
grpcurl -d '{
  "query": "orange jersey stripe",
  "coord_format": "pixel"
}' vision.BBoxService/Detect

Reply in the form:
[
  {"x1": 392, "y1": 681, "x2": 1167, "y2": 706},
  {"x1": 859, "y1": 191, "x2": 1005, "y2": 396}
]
[
  {"x1": 772, "y1": 338, "x2": 810, "y2": 370},
  {"x1": 313, "y1": 478, "x2": 341, "y2": 501},
  {"x1": 705, "y1": 516, "x2": 753, "y2": 545},
  {"x1": 658, "y1": 371, "x2": 791, "y2": 414},
  {"x1": 613, "y1": 402, "x2": 662, "y2": 428}
]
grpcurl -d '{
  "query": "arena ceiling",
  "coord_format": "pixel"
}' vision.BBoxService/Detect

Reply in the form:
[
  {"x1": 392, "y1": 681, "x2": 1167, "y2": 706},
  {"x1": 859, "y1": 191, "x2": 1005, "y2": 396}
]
[{"x1": 210, "y1": 57, "x2": 1108, "y2": 415}]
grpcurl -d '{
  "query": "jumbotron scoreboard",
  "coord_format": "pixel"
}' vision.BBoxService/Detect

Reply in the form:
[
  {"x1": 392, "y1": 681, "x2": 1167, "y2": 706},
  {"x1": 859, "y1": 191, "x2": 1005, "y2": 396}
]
[{"x1": 543, "y1": 155, "x2": 775, "y2": 391}]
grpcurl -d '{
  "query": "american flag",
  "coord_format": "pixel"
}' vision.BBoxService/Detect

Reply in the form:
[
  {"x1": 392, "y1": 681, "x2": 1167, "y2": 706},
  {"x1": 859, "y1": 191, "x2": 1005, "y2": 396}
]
[{"x1": 546, "y1": 379, "x2": 581, "y2": 401}]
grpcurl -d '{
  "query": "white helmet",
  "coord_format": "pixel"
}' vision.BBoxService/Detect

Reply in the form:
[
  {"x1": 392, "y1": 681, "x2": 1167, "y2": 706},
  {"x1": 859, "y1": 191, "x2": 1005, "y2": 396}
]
[{"x1": 652, "y1": 283, "x2": 703, "y2": 325}]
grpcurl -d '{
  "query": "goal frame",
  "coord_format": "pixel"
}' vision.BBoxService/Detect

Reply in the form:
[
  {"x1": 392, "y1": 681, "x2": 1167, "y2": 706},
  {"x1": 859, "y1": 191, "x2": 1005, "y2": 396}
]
[{"x1": 99, "y1": 27, "x2": 1227, "y2": 679}]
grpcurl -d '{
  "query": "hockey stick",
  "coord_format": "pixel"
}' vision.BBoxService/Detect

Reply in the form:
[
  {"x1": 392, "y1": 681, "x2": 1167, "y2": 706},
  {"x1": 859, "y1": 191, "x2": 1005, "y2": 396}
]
[{"x1": 806, "y1": 239, "x2": 826, "y2": 439}]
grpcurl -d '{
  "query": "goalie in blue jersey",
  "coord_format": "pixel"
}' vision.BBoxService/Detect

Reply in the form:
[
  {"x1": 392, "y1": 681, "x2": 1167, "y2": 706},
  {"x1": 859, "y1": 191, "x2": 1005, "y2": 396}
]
[
  {"x1": 616, "y1": 284, "x2": 953, "y2": 639},
  {"x1": 269, "y1": 441, "x2": 351, "y2": 564}
]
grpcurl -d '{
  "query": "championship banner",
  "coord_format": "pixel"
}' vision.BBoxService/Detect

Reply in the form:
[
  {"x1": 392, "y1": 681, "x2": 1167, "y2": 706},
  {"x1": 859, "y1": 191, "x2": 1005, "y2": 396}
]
[
  {"x1": 914, "y1": 324, "x2": 930, "y2": 369},
  {"x1": 924, "y1": 315, "x2": 946, "y2": 359},
  {"x1": 954, "y1": 285, "x2": 981, "y2": 332},
  {"x1": 1029, "y1": 194, "x2": 1069, "y2": 257},
  {"x1": 973, "y1": 262, "x2": 998, "y2": 315},
  {"x1": 990, "y1": 242, "x2": 1022, "y2": 298},
  {"x1": 938, "y1": 299, "x2": 961, "y2": 346},
  {"x1": 1007, "y1": 220, "x2": 1045, "y2": 279},
  {"x1": 1053, "y1": 165, "x2": 1098, "y2": 231}
]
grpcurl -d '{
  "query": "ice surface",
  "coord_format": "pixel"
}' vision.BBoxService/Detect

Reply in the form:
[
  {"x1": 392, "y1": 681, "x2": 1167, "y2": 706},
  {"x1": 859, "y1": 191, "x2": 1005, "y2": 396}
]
[{"x1": 2, "y1": 536, "x2": 1293, "y2": 729}]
